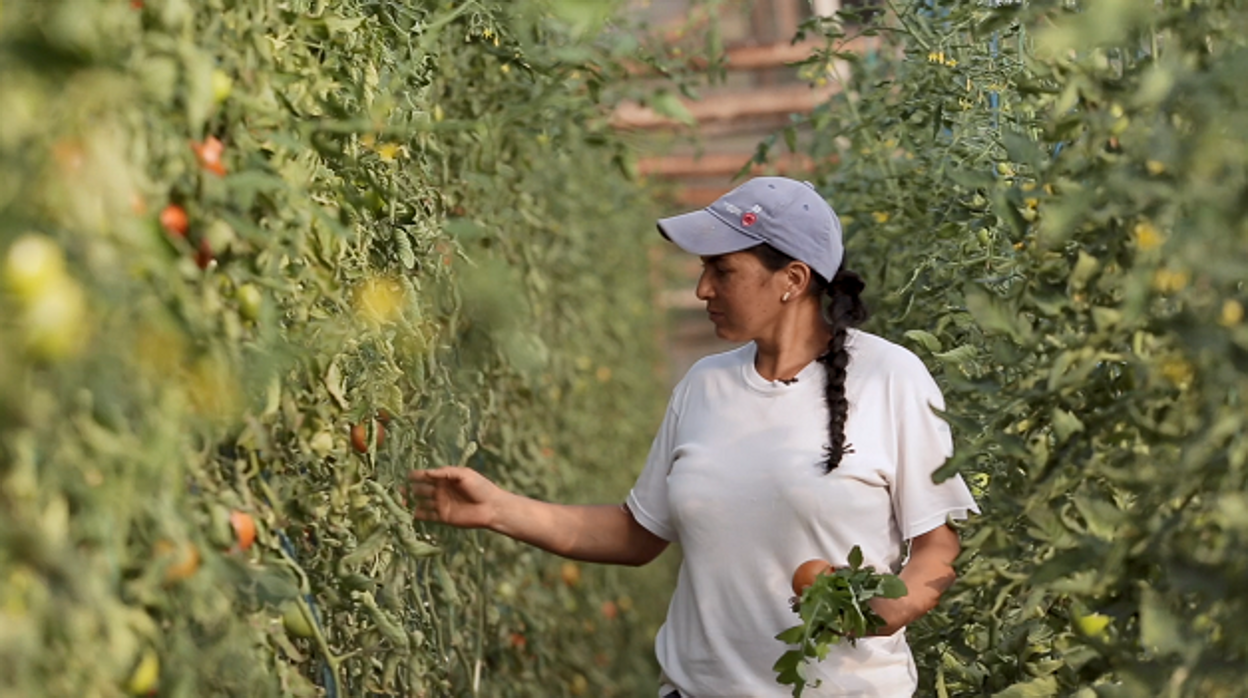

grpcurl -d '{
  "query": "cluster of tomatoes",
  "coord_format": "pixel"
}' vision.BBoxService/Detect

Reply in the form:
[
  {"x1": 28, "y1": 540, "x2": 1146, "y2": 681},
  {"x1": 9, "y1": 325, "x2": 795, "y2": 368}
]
[{"x1": 157, "y1": 135, "x2": 229, "y2": 271}]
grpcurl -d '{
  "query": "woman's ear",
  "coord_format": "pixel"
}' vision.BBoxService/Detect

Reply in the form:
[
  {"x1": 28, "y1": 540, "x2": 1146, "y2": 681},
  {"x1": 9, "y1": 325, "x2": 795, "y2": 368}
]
[{"x1": 785, "y1": 262, "x2": 813, "y2": 296}]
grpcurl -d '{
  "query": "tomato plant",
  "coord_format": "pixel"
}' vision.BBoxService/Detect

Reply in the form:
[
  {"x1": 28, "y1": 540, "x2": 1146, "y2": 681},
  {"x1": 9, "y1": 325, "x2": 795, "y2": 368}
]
[{"x1": 0, "y1": 1, "x2": 670, "y2": 696}]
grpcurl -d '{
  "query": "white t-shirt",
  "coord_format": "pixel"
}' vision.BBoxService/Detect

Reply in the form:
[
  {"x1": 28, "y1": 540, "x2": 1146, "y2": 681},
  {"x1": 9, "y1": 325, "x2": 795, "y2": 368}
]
[{"x1": 627, "y1": 330, "x2": 980, "y2": 698}]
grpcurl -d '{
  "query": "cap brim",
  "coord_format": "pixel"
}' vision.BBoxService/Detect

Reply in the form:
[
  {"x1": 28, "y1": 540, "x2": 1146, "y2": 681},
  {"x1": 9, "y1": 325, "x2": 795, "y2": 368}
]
[{"x1": 656, "y1": 209, "x2": 763, "y2": 257}]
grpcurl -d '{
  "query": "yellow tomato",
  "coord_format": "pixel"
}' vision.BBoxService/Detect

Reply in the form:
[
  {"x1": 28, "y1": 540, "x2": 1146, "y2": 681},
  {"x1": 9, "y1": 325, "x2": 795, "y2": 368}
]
[
  {"x1": 1075, "y1": 612, "x2": 1111, "y2": 637},
  {"x1": 3, "y1": 234, "x2": 65, "y2": 301},
  {"x1": 126, "y1": 648, "x2": 160, "y2": 695},
  {"x1": 22, "y1": 278, "x2": 86, "y2": 360}
]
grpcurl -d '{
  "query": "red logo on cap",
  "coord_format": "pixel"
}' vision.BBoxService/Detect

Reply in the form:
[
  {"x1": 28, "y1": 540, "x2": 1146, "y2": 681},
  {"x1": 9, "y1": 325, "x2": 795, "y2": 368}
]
[{"x1": 741, "y1": 212, "x2": 758, "y2": 226}]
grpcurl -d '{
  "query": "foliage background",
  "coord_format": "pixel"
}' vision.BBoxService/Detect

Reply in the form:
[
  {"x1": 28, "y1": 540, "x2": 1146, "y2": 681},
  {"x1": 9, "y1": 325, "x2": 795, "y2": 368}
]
[{"x1": 0, "y1": 0, "x2": 675, "y2": 696}]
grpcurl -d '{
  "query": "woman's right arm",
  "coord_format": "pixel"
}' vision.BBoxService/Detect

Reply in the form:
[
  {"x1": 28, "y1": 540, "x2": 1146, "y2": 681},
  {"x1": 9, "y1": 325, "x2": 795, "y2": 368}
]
[{"x1": 408, "y1": 466, "x2": 669, "y2": 567}]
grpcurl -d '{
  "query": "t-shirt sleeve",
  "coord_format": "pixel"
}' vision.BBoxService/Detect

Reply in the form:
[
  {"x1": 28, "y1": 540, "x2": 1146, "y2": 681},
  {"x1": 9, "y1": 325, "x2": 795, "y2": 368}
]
[
  {"x1": 626, "y1": 400, "x2": 680, "y2": 543},
  {"x1": 890, "y1": 355, "x2": 981, "y2": 541}
]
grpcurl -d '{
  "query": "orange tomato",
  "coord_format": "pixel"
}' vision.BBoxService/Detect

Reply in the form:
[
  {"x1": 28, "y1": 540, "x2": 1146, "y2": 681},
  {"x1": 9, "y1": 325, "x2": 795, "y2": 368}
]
[
  {"x1": 600, "y1": 600, "x2": 618, "y2": 620},
  {"x1": 350, "y1": 423, "x2": 369, "y2": 453},
  {"x1": 230, "y1": 510, "x2": 256, "y2": 551},
  {"x1": 159, "y1": 205, "x2": 189, "y2": 238},
  {"x1": 191, "y1": 136, "x2": 227, "y2": 176},
  {"x1": 154, "y1": 540, "x2": 201, "y2": 583},
  {"x1": 791, "y1": 558, "x2": 834, "y2": 596},
  {"x1": 350, "y1": 419, "x2": 385, "y2": 453},
  {"x1": 560, "y1": 561, "x2": 581, "y2": 587}
]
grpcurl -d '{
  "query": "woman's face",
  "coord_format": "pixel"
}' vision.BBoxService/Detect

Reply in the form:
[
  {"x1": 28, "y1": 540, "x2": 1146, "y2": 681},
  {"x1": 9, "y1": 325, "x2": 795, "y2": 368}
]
[{"x1": 695, "y1": 251, "x2": 788, "y2": 342}]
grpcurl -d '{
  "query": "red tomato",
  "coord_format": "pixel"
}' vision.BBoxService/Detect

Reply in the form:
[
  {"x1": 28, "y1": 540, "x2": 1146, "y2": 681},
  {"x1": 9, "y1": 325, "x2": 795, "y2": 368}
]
[
  {"x1": 194, "y1": 239, "x2": 214, "y2": 270},
  {"x1": 350, "y1": 423, "x2": 369, "y2": 453},
  {"x1": 791, "y1": 559, "x2": 834, "y2": 596},
  {"x1": 159, "y1": 205, "x2": 189, "y2": 238}
]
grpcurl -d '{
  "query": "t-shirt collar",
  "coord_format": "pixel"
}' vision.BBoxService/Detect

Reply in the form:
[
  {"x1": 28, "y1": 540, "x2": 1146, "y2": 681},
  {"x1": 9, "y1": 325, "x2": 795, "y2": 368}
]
[{"x1": 740, "y1": 342, "x2": 825, "y2": 395}]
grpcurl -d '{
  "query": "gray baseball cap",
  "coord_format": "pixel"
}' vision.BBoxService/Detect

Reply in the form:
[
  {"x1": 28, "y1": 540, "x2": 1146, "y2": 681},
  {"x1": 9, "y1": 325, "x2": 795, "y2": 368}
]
[{"x1": 657, "y1": 176, "x2": 844, "y2": 281}]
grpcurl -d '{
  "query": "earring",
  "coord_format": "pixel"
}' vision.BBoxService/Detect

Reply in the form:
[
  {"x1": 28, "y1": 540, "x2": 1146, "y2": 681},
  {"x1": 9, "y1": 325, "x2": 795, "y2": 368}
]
[{"x1": 782, "y1": 291, "x2": 791, "y2": 302}]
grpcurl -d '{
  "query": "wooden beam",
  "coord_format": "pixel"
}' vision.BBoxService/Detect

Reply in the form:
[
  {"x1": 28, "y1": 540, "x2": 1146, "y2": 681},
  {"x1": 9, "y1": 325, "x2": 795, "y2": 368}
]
[
  {"x1": 665, "y1": 185, "x2": 737, "y2": 208},
  {"x1": 624, "y1": 35, "x2": 879, "y2": 74},
  {"x1": 638, "y1": 152, "x2": 816, "y2": 178},
  {"x1": 611, "y1": 83, "x2": 839, "y2": 130}
]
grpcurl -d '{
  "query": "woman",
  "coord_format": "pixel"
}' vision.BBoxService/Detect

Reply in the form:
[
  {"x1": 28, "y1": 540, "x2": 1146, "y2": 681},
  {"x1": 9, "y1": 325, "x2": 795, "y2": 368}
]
[{"x1": 409, "y1": 177, "x2": 980, "y2": 697}]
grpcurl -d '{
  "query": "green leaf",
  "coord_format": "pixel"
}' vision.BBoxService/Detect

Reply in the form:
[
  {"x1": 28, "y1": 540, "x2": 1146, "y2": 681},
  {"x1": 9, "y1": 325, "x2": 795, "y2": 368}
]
[
  {"x1": 847, "y1": 545, "x2": 864, "y2": 570},
  {"x1": 964, "y1": 287, "x2": 1034, "y2": 345},
  {"x1": 650, "y1": 90, "x2": 696, "y2": 127},
  {"x1": 1051, "y1": 407, "x2": 1084, "y2": 443},
  {"x1": 1139, "y1": 586, "x2": 1186, "y2": 656},
  {"x1": 880, "y1": 575, "x2": 908, "y2": 599},
  {"x1": 904, "y1": 329, "x2": 943, "y2": 352},
  {"x1": 991, "y1": 676, "x2": 1058, "y2": 698},
  {"x1": 1002, "y1": 130, "x2": 1044, "y2": 172},
  {"x1": 776, "y1": 626, "x2": 807, "y2": 644}
]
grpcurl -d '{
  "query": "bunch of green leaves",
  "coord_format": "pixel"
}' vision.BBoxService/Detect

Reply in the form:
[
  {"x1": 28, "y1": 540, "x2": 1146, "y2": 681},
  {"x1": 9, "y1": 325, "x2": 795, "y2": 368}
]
[{"x1": 773, "y1": 547, "x2": 908, "y2": 697}]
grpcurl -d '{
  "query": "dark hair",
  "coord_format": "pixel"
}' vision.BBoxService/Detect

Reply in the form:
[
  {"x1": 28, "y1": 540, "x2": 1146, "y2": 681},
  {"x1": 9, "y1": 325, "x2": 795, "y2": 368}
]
[{"x1": 747, "y1": 244, "x2": 869, "y2": 473}]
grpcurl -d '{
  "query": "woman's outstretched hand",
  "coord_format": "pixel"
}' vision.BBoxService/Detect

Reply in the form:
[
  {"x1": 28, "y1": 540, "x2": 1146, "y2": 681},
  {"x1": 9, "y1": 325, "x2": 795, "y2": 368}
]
[{"x1": 408, "y1": 466, "x2": 506, "y2": 530}]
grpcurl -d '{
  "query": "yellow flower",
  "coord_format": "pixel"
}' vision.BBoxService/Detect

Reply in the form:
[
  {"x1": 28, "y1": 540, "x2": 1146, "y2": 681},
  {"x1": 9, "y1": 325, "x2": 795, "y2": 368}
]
[
  {"x1": 501, "y1": 63, "x2": 510, "y2": 74},
  {"x1": 1220, "y1": 299, "x2": 1244, "y2": 326},
  {"x1": 1160, "y1": 357, "x2": 1194, "y2": 389},
  {"x1": 1146, "y1": 160, "x2": 1166, "y2": 175},
  {"x1": 376, "y1": 143, "x2": 403, "y2": 162},
  {"x1": 1151, "y1": 268, "x2": 1189, "y2": 293},
  {"x1": 872, "y1": 211, "x2": 891, "y2": 224},
  {"x1": 946, "y1": 58, "x2": 958, "y2": 67},
  {"x1": 1134, "y1": 221, "x2": 1164, "y2": 251}
]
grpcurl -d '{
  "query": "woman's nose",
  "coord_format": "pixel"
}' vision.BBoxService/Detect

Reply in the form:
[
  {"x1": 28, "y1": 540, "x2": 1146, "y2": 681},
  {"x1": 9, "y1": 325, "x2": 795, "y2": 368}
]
[{"x1": 695, "y1": 269, "x2": 713, "y2": 300}]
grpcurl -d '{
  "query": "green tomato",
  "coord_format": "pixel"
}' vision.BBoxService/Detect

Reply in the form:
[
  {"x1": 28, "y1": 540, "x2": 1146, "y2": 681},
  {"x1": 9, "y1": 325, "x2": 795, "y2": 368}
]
[
  {"x1": 282, "y1": 602, "x2": 316, "y2": 639},
  {"x1": 237, "y1": 284, "x2": 262, "y2": 322},
  {"x1": 211, "y1": 69, "x2": 233, "y2": 104}
]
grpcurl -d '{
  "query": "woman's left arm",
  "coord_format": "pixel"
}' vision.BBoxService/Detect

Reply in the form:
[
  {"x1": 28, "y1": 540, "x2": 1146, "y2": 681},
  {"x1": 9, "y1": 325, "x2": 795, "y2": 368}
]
[{"x1": 869, "y1": 524, "x2": 961, "y2": 636}]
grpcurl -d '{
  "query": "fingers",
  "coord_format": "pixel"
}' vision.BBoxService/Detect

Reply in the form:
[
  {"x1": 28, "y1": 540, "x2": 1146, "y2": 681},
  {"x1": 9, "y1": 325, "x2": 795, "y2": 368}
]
[
  {"x1": 408, "y1": 483, "x2": 436, "y2": 498},
  {"x1": 408, "y1": 466, "x2": 465, "y2": 483}
]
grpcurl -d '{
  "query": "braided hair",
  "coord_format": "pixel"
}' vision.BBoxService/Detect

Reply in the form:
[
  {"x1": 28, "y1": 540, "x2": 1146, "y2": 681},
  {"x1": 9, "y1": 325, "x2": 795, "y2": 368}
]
[{"x1": 747, "y1": 244, "x2": 869, "y2": 473}]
